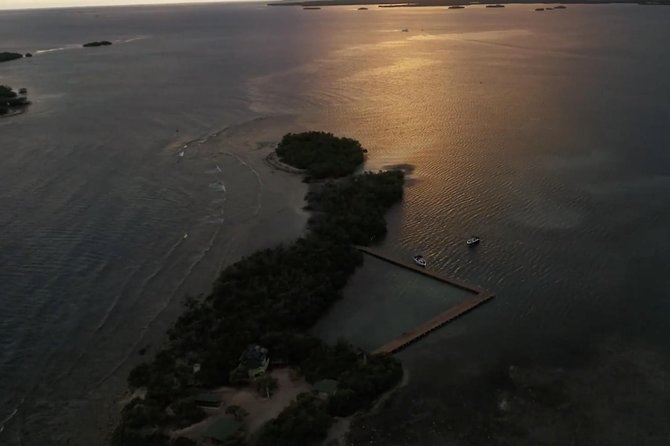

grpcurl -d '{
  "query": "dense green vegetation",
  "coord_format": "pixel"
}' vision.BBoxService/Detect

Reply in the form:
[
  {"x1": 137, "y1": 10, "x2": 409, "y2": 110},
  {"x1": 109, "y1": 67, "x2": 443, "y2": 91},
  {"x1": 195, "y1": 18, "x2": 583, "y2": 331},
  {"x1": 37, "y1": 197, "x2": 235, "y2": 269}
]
[
  {"x1": 255, "y1": 343, "x2": 401, "y2": 445},
  {"x1": 0, "y1": 85, "x2": 29, "y2": 116},
  {"x1": 257, "y1": 393, "x2": 332, "y2": 446},
  {"x1": 83, "y1": 40, "x2": 113, "y2": 47},
  {"x1": 0, "y1": 52, "x2": 23, "y2": 63},
  {"x1": 276, "y1": 131, "x2": 365, "y2": 178},
  {"x1": 113, "y1": 133, "x2": 404, "y2": 446},
  {"x1": 0, "y1": 85, "x2": 19, "y2": 99},
  {"x1": 307, "y1": 170, "x2": 405, "y2": 245}
]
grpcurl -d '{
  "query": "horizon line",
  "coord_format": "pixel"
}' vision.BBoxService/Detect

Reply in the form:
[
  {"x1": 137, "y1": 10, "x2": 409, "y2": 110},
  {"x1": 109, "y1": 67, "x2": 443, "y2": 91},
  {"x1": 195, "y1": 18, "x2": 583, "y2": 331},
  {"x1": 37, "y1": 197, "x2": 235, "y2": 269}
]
[{"x1": 0, "y1": 0, "x2": 263, "y2": 12}]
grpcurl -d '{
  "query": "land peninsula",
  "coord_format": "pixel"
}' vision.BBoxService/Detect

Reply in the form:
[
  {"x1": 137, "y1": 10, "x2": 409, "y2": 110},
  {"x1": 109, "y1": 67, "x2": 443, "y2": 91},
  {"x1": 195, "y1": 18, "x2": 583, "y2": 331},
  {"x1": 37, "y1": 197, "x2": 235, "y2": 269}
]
[
  {"x1": 0, "y1": 52, "x2": 29, "y2": 63},
  {"x1": 112, "y1": 131, "x2": 405, "y2": 446},
  {"x1": 0, "y1": 85, "x2": 30, "y2": 117}
]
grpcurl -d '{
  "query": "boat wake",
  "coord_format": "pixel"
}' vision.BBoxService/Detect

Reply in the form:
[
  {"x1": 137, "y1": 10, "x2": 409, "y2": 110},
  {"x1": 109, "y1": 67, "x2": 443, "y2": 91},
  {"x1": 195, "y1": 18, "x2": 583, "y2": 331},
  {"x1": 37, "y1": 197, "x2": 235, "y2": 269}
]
[
  {"x1": 35, "y1": 44, "x2": 81, "y2": 54},
  {"x1": 34, "y1": 35, "x2": 147, "y2": 55},
  {"x1": 92, "y1": 223, "x2": 224, "y2": 390}
]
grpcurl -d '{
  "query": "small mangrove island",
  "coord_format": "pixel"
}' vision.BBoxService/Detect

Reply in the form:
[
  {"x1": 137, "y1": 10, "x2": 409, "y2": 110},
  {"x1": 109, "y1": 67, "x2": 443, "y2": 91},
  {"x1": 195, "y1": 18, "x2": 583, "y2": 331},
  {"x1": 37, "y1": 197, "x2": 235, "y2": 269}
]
[
  {"x1": 0, "y1": 52, "x2": 24, "y2": 63},
  {"x1": 276, "y1": 131, "x2": 366, "y2": 179},
  {"x1": 83, "y1": 40, "x2": 113, "y2": 47},
  {"x1": 113, "y1": 132, "x2": 404, "y2": 446},
  {"x1": 0, "y1": 85, "x2": 30, "y2": 117}
]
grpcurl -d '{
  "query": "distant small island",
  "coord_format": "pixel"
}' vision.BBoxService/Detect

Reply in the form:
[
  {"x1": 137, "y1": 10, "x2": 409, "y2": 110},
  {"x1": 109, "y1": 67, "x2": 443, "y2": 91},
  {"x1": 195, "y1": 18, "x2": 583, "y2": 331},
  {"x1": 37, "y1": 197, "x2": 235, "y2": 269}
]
[
  {"x1": 276, "y1": 131, "x2": 366, "y2": 179},
  {"x1": 269, "y1": 0, "x2": 669, "y2": 7},
  {"x1": 83, "y1": 41, "x2": 112, "y2": 47},
  {"x1": 0, "y1": 52, "x2": 24, "y2": 63},
  {"x1": 486, "y1": 3, "x2": 505, "y2": 6},
  {"x1": 0, "y1": 85, "x2": 30, "y2": 117}
]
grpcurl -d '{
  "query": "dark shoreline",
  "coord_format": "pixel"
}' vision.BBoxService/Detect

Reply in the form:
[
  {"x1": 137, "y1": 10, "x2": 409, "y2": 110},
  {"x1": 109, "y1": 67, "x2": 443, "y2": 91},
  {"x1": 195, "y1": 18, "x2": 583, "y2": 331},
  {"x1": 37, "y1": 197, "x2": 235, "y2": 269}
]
[
  {"x1": 269, "y1": 0, "x2": 669, "y2": 7},
  {"x1": 112, "y1": 133, "x2": 405, "y2": 446}
]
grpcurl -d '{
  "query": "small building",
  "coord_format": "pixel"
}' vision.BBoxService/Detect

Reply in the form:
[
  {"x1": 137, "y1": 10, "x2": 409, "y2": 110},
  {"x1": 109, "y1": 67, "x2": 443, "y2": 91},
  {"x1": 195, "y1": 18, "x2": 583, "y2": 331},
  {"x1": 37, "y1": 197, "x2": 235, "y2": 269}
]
[
  {"x1": 202, "y1": 416, "x2": 242, "y2": 445},
  {"x1": 313, "y1": 379, "x2": 338, "y2": 398},
  {"x1": 194, "y1": 392, "x2": 221, "y2": 408},
  {"x1": 239, "y1": 345, "x2": 269, "y2": 380}
]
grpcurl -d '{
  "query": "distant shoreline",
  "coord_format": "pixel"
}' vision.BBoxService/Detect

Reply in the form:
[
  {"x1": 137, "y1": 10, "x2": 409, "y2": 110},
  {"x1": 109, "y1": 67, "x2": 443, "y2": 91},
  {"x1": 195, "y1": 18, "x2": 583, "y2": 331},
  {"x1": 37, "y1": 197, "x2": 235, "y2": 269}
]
[{"x1": 268, "y1": 0, "x2": 669, "y2": 7}]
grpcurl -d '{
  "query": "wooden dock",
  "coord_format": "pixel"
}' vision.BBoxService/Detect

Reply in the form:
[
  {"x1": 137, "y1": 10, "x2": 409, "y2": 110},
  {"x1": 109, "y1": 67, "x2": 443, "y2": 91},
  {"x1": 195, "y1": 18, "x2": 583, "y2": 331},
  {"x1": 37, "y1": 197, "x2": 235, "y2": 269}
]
[{"x1": 355, "y1": 247, "x2": 495, "y2": 355}]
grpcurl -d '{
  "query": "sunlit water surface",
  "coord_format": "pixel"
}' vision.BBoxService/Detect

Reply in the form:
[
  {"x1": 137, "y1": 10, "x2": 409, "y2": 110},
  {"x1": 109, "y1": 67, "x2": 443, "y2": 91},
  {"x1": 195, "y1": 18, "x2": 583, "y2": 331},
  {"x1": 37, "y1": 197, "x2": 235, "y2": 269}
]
[{"x1": 1, "y1": 3, "x2": 670, "y2": 444}]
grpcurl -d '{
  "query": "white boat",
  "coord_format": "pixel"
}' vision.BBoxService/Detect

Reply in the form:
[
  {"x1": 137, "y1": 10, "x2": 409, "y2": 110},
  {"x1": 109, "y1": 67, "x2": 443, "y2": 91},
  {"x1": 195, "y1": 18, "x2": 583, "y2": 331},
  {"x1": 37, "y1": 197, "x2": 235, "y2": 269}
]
[
  {"x1": 178, "y1": 151, "x2": 185, "y2": 157},
  {"x1": 413, "y1": 255, "x2": 427, "y2": 267},
  {"x1": 466, "y1": 236, "x2": 480, "y2": 246}
]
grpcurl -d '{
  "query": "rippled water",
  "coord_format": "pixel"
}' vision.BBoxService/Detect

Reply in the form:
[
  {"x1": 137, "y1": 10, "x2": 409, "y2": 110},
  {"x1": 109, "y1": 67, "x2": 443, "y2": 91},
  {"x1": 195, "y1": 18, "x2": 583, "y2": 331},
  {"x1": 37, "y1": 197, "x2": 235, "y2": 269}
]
[{"x1": 2, "y1": 3, "x2": 670, "y2": 444}]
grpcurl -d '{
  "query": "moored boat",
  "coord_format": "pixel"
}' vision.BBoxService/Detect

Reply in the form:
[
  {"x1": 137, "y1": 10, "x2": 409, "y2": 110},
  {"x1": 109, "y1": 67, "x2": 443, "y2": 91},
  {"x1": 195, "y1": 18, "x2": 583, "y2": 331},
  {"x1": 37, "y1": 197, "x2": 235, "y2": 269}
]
[
  {"x1": 413, "y1": 255, "x2": 427, "y2": 267},
  {"x1": 466, "y1": 236, "x2": 480, "y2": 247}
]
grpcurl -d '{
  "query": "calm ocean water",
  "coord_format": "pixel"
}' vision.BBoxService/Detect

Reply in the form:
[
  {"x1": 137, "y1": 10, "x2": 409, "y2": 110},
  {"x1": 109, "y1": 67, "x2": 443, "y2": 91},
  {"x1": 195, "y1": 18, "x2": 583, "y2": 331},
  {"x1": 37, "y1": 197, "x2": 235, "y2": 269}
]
[{"x1": 1, "y1": 3, "x2": 670, "y2": 444}]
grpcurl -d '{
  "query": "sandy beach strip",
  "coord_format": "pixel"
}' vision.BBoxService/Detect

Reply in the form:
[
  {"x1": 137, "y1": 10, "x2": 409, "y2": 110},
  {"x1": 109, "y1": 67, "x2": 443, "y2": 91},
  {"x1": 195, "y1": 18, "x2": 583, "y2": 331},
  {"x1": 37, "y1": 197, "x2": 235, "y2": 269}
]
[{"x1": 32, "y1": 115, "x2": 313, "y2": 446}]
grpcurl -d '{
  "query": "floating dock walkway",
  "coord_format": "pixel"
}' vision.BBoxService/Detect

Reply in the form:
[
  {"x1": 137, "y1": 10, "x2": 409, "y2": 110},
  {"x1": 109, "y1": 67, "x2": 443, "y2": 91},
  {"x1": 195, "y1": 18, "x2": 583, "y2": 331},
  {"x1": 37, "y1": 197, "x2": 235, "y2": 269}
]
[{"x1": 355, "y1": 246, "x2": 495, "y2": 355}]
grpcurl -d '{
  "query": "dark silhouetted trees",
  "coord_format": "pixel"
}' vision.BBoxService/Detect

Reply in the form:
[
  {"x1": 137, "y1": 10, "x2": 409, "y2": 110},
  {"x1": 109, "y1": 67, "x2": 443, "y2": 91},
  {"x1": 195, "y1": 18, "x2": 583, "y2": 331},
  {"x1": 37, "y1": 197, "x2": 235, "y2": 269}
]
[
  {"x1": 276, "y1": 131, "x2": 365, "y2": 178},
  {"x1": 114, "y1": 133, "x2": 404, "y2": 445}
]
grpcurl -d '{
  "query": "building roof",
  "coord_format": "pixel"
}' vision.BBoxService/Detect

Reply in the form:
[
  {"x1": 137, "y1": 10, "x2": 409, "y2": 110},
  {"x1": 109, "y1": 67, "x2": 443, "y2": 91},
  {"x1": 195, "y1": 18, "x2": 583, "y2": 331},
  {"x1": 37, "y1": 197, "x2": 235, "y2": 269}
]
[
  {"x1": 239, "y1": 344, "x2": 268, "y2": 369},
  {"x1": 313, "y1": 379, "x2": 338, "y2": 395},
  {"x1": 203, "y1": 416, "x2": 241, "y2": 442}
]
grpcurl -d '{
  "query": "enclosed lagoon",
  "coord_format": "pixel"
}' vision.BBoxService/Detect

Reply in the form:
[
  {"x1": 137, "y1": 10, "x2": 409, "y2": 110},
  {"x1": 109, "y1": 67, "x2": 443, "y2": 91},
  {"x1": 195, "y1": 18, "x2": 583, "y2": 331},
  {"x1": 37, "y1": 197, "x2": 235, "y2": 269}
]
[{"x1": 312, "y1": 253, "x2": 476, "y2": 351}]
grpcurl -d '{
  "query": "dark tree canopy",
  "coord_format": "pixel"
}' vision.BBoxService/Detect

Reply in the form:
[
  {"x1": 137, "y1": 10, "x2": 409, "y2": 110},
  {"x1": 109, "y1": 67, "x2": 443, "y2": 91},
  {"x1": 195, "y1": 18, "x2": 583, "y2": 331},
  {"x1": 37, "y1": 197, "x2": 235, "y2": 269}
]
[
  {"x1": 257, "y1": 393, "x2": 333, "y2": 446},
  {"x1": 0, "y1": 52, "x2": 23, "y2": 63},
  {"x1": 83, "y1": 40, "x2": 113, "y2": 47},
  {"x1": 114, "y1": 133, "x2": 404, "y2": 446},
  {"x1": 0, "y1": 85, "x2": 18, "y2": 100},
  {"x1": 0, "y1": 85, "x2": 29, "y2": 116},
  {"x1": 276, "y1": 131, "x2": 365, "y2": 178}
]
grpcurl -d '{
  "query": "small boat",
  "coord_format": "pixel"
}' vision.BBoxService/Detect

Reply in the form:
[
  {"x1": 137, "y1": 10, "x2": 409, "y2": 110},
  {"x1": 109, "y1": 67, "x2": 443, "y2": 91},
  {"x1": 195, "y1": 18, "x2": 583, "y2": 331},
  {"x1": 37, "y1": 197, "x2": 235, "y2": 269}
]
[
  {"x1": 466, "y1": 236, "x2": 480, "y2": 247},
  {"x1": 178, "y1": 151, "x2": 185, "y2": 157},
  {"x1": 183, "y1": 233, "x2": 188, "y2": 239},
  {"x1": 413, "y1": 255, "x2": 427, "y2": 267}
]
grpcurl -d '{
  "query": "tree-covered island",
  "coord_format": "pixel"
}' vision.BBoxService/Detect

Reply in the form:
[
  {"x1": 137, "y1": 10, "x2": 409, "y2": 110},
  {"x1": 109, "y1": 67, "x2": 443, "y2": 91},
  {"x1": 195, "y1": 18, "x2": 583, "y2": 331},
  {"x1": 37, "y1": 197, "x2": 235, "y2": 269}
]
[
  {"x1": 276, "y1": 131, "x2": 366, "y2": 179},
  {"x1": 0, "y1": 85, "x2": 30, "y2": 116},
  {"x1": 113, "y1": 132, "x2": 404, "y2": 446},
  {"x1": 83, "y1": 41, "x2": 113, "y2": 47},
  {"x1": 0, "y1": 52, "x2": 24, "y2": 63}
]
